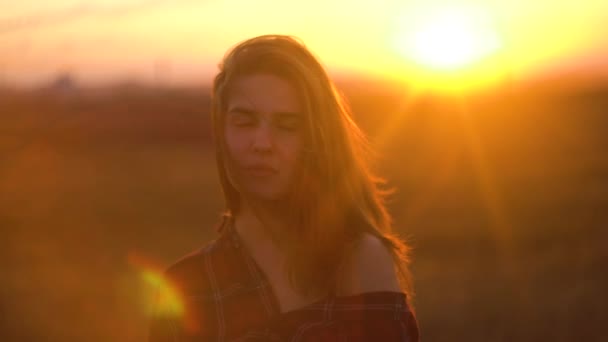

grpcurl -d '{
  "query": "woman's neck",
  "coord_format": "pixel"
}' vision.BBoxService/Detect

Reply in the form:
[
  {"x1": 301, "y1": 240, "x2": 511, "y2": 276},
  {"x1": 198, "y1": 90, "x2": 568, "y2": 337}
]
[{"x1": 234, "y1": 198, "x2": 290, "y2": 253}]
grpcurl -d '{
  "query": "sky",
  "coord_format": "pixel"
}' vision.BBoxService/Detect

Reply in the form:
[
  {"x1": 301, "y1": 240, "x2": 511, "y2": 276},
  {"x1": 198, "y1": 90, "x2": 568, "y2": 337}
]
[{"x1": 1, "y1": 0, "x2": 607, "y2": 90}]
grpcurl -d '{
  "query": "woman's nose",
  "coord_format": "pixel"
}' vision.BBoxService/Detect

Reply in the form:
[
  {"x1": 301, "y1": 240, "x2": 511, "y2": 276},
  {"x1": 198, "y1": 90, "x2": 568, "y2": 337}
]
[{"x1": 251, "y1": 124, "x2": 273, "y2": 152}]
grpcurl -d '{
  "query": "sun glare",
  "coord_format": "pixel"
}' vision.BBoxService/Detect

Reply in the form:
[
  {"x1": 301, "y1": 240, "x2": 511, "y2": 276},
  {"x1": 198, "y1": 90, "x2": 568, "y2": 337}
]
[
  {"x1": 397, "y1": 7, "x2": 501, "y2": 71},
  {"x1": 393, "y1": 5, "x2": 505, "y2": 92}
]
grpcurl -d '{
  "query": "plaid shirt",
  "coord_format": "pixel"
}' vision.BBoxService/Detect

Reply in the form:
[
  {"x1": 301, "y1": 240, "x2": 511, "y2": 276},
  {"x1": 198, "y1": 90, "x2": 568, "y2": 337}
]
[{"x1": 149, "y1": 220, "x2": 419, "y2": 341}]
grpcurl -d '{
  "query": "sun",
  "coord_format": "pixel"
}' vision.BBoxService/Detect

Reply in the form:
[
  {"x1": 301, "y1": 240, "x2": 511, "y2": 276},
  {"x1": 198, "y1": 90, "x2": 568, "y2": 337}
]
[
  {"x1": 395, "y1": 6, "x2": 502, "y2": 72},
  {"x1": 396, "y1": 7, "x2": 502, "y2": 71}
]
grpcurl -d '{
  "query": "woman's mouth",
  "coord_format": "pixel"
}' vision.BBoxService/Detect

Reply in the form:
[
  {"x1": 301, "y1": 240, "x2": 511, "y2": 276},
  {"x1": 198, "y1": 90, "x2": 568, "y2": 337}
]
[{"x1": 244, "y1": 166, "x2": 277, "y2": 177}]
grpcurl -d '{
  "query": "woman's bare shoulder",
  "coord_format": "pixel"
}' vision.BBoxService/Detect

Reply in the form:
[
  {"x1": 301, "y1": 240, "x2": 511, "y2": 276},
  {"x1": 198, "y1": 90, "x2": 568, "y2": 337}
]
[{"x1": 336, "y1": 233, "x2": 401, "y2": 296}]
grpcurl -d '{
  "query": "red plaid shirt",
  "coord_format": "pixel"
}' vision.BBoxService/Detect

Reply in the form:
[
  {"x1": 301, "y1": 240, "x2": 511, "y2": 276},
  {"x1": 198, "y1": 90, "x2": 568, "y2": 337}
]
[{"x1": 149, "y1": 219, "x2": 419, "y2": 341}]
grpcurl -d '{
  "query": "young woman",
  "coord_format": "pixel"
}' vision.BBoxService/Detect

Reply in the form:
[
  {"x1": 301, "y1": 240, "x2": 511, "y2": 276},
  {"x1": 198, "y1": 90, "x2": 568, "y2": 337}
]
[{"x1": 149, "y1": 34, "x2": 419, "y2": 341}]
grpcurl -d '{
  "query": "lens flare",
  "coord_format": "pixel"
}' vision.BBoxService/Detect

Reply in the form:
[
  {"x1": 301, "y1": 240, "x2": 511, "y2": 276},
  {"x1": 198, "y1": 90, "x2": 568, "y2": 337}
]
[
  {"x1": 141, "y1": 269, "x2": 184, "y2": 317},
  {"x1": 128, "y1": 251, "x2": 183, "y2": 318}
]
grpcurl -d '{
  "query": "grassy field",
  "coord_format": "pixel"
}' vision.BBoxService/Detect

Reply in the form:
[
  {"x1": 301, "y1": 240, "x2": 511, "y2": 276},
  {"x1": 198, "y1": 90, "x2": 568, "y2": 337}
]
[{"x1": 1, "y1": 79, "x2": 607, "y2": 341}]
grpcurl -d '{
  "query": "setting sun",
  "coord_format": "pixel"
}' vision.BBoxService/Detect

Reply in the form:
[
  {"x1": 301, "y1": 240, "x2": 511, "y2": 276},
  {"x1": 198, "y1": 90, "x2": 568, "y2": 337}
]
[
  {"x1": 404, "y1": 10, "x2": 499, "y2": 70},
  {"x1": 391, "y1": 5, "x2": 507, "y2": 92},
  {"x1": 395, "y1": 6, "x2": 502, "y2": 71}
]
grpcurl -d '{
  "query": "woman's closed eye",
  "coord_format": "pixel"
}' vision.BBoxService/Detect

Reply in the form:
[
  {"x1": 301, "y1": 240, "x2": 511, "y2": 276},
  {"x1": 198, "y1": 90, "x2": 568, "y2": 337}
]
[
  {"x1": 276, "y1": 114, "x2": 302, "y2": 131},
  {"x1": 229, "y1": 112, "x2": 256, "y2": 127}
]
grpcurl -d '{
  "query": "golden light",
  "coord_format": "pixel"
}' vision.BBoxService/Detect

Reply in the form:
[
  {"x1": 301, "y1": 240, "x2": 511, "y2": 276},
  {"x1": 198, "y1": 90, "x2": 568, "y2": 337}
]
[
  {"x1": 141, "y1": 269, "x2": 184, "y2": 317},
  {"x1": 128, "y1": 251, "x2": 184, "y2": 318},
  {"x1": 393, "y1": 5, "x2": 505, "y2": 92}
]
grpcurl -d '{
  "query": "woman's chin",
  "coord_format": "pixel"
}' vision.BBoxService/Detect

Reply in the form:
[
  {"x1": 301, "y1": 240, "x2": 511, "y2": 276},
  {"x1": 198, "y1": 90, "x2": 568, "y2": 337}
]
[{"x1": 243, "y1": 189, "x2": 288, "y2": 204}]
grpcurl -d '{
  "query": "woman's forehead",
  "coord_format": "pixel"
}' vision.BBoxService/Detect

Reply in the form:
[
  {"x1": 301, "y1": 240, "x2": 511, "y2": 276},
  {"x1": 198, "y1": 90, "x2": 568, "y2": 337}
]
[{"x1": 226, "y1": 74, "x2": 303, "y2": 114}]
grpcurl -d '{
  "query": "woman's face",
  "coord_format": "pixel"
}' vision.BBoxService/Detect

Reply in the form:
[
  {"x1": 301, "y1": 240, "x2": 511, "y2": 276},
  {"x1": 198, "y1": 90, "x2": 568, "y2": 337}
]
[{"x1": 224, "y1": 73, "x2": 305, "y2": 202}]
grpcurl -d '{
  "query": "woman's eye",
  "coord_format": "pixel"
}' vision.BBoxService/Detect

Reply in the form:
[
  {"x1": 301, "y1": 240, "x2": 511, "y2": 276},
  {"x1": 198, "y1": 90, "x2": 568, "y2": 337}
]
[
  {"x1": 230, "y1": 113, "x2": 255, "y2": 126},
  {"x1": 277, "y1": 117, "x2": 301, "y2": 131}
]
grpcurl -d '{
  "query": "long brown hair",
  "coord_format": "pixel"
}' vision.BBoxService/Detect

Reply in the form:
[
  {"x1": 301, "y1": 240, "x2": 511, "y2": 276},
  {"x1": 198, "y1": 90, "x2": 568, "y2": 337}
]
[{"x1": 211, "y1": 35, "x2": 413, "y2": 299}]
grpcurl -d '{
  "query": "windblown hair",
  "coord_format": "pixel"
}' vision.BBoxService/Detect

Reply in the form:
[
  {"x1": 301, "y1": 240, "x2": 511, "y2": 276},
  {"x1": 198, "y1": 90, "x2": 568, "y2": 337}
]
[{"x1": 211, "y1": 34, "x2": 413, "y2": 299}]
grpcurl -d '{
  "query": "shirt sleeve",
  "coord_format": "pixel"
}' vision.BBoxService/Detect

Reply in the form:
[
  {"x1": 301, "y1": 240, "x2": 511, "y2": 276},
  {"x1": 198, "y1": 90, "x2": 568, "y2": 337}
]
[
  {"x1": 300, "y1": 312, "x2": 419, "y2": 342},
  {"x1": 259, "y1": 291, "x2": 420, "y2": 342}
]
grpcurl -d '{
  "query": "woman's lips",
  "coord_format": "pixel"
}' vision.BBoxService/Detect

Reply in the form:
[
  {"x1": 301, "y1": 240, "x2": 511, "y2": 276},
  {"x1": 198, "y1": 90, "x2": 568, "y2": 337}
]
[{"x1": 244, "y1": 166, "x2": 277, "y2": 177}]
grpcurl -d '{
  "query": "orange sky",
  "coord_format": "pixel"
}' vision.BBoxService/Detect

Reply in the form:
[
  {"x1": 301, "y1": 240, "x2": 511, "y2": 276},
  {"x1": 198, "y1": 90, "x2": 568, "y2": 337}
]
[{"x1": 1, "y1": 0, "x2": 607, "y2": 90}]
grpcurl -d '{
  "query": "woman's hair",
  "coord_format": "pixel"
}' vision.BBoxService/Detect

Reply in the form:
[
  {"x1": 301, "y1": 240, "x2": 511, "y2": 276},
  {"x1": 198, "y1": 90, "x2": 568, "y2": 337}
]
[{"x1": 211, "y1": 34, "x2": 413, "y2": 299}]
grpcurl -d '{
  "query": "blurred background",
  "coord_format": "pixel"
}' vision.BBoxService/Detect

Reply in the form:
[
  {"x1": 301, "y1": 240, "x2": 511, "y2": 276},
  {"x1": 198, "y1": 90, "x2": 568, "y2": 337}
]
[{"x1": 1, "y1": 0, "x2": 607, "y2": 341}]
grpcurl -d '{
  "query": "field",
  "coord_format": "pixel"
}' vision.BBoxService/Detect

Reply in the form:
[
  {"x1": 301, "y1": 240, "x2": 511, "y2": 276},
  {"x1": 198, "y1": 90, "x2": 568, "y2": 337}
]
[{"x1": 1, "y1": 77, "x2": 607, "y2": 341}]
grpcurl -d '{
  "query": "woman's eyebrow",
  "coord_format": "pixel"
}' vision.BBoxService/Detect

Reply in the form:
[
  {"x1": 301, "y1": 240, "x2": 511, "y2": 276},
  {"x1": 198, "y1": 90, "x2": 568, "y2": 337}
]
[
  {"x1": 227, "y1": 106, "x2": 256, "y2": 114},
  {"x1": 273, "y1": 111, "x2": 303, "y2": 117},
  {"x1": 227, "y1": 106, "x2": 302, "y2": 117}
]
